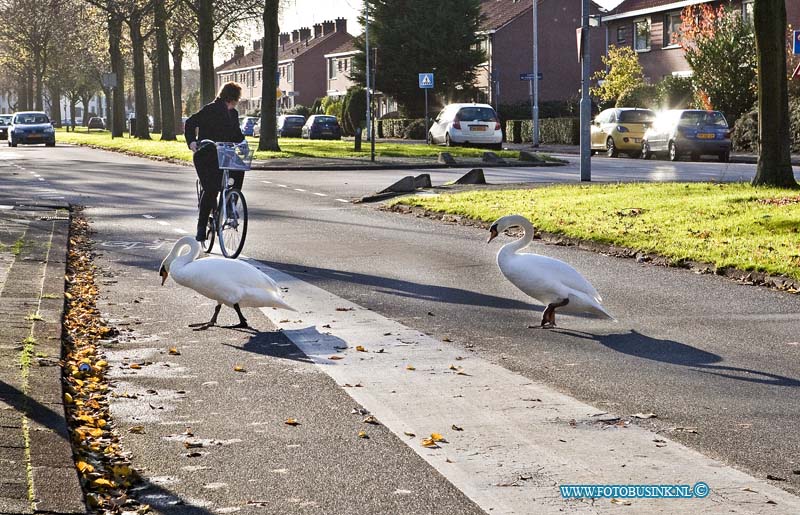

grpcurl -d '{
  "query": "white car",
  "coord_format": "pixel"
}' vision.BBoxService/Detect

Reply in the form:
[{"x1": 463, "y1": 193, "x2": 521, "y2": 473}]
[{"x1": 429, "y1": 103, "x2": 503, "y2": 149}]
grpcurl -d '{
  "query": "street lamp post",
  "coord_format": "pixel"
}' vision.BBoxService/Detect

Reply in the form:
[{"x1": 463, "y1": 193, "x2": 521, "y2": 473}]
[
  {"x1": 365, "y1": 2, "x2": 372, "y2": 151},
  {"x1": 532, "y1": 0, "x2": 539, "y2": 147},
  {"x1": 580, "y1": 0, "x2": 591, "y2": 182}
]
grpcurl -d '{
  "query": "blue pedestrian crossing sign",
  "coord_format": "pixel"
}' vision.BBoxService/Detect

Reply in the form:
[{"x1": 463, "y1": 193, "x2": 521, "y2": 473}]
[
  {"x1": 794, "y1": 30, "x2": 800, "y2": 55},
  {"x1": 419, "y1": 73, "x2": 434, "y2": 89}
]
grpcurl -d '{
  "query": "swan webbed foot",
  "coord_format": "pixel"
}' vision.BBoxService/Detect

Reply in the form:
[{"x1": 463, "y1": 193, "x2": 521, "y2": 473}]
[
  {"x1": 224, "y1": 321, "x2": 251, "y2": 329},
  {"x1": 191, "y1": 322, "x2": 215, "y2": 331}
]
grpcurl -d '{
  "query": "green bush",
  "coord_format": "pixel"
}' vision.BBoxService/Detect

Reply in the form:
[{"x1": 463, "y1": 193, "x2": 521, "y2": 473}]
[
  {"x1": 656, "y1": 75, "x2": 693, "y2": 109},
  {"x1": 616, "y1": 84, "x2": 659, "y2": 109},
  {"x1": 341, "y1": 87, "x2": 366, "y2": 136},
  {"x1": 402, "y1": 119, "x2": 427, "y2": 139},
  {"x1": 285, "y1": 104, "x2": 311, "y2": 118},
  {"x1": 505, "y1": 118, "x2": 579, "y2": 145},
  {"x1": 732, "y1": 97, "x2": 800, "y2": 153}
]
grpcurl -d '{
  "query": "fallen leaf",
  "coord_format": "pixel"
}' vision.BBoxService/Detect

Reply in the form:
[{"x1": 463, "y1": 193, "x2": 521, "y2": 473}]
[
  {"x1": 421, "y1": 438, "x2": 439, "y2": 448},
  {"x1": 285, "y1": 418, "x2": 300, "y2": 426},
  {"x1": 329, "y1": 355, "x2": 344, "y2": 360},
  {"x1": 376, "y1": 348, "x2": 385, "y2": 353},
  {"x1": 449, "y1": 364, "x2": 458, "y2": 370},
  {"x1": 233, "y1": 365, "x2": 246, "y2": 372},
  {"x1": 128, "y1": 426, "x2": 145, "y2": 434},
  {"x1": 431, "y1": 433, "x2": 446, "y2": 442},
  {"x1": 631, "y1": 412, "x2": 657, "y2": 419},
  {"x1": 355, "y1": 345, "x2": 366, "y2": 352},
  {"x1": 336, "y1": 307, "x2": 354, "y2": 311},
  {"x1": 404, "y1": 431, "x2": 415, "y2": 438},
  {"x1": 186, "y1": 451, "x2": 202, "y2": 458},
  {"x1": 767, "y1": 475, "x2": 786, "y2": 481},
  {"x1": 406, "y1": 364, "x2": 416, "y2": 371},
  {"x1": 168, "y1": 347, "x2": 180, "y2": 355},
  {"x1": 76, "y1": 461, "x2": 94, "y2": 474},
  {"x1": 451, "y1": 424, "x2": 463, "y2": 431},
  {"x1": 184, "y1": 441, "x2": 203, "y2": 449},
  {"x1": 129, "y1": 363, "x2": 141, "y2": 370},
  {"x1": 92, "y1": 478, "x2": 116, "y2": 488},
  {"x1": 363, "y1": 415, "x2": 379, "y2": 425},
  {"x1": 611, "y1": 498, "x2": 632, "y2": 506},
  {"x1": 358, "y1": 431, "x2": 369, "y2": 439}
]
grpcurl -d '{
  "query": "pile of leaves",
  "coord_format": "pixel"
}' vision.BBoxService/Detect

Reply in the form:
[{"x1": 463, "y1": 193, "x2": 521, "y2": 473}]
[{"x1": 62, "y1": 210, "x2": 147, "y2": 514}]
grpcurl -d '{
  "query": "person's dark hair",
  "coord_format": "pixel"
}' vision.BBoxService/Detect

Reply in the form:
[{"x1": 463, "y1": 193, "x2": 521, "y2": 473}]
[{"x1": 217, "y1": 82, "x2": 242, "y2": 103}]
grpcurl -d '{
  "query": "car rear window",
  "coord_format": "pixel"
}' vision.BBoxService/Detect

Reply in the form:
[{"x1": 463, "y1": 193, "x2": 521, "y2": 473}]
[
  {"x1": 16, "y1": 114, "x2": 49, "y2": 124},
  {"x1": 457, "y1": 107, "x2": 497, "y2": 122},
  {"x1": 286, "y1": 118, "x2": 305, "y2": 125},
  {"x1": 0, "y1": 116, "x2": 11, "y2": 123},
  {"x1": 680, "y1": 111, "x2": 728, "y2": 127},
  {"x1": 618, "y1": 110, "x2": 655, "y2": 123},
  {"x1": 314, "y1": 116, "x2": 337, "y2": 124}
]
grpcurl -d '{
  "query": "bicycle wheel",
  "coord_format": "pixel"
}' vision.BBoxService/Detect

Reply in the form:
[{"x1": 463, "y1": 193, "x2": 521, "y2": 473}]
[
  {"x1": 217, "y1": 189, "x2": 247, "y2": 258},
  {"x1": 201, "y1": 212, "x2": 216, "y2": 253}
]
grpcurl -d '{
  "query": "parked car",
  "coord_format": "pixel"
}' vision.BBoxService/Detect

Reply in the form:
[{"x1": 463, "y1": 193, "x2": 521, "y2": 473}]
[
  {"x1": 87, "y1": 117, "x2": 106, "y2": 130},
  {"x1": 429, "y1": 103, "x2": 503, "y2": 149},
  {"x1": 0, "y1": 114, "x2": 12, "y2": 140},
  {"x1": 277, "y1": 115, "x2": 306, "y2": 137},
  {"x1": 240, "y1": 116, "x2": 259, "y2": 136},
  {"x1": 590, "y1": 107, "x2": 655, "y2": 158},
  {"x1": 301, "y1": 115, "x2": 342, "y2": 140},
  {"x1": 8, "y1": 112, "x2": 55, "y2": 147},
  {"x1": 252, "y1": 119, "x2": 261, "y2": 137},
  {"x1": 642, "y1": 109, "x2": 731, "y2": 162}
]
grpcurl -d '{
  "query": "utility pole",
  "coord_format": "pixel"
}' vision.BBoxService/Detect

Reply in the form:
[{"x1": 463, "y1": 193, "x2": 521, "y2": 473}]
[
  {"x1": 365, "y1": 2, "x2": 371, "y2": 143},
  {"x1": 580, "y1": 0, "x2": 591, "y2": 182},
  {"x1": 532, "y1": 0, "x2": 539, "y2": 147}
]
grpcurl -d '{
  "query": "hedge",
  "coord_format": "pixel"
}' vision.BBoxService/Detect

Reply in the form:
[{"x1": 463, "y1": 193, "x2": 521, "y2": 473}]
[
  {"x1": 732, "y1": 98, "x2": 800, "y2": 153},
  {"x1": 505, "y1": 117, "x2": 580, "y2": 145},
  {"x1": 379, "y1": 118, "x2": 428, "y2": 139}
]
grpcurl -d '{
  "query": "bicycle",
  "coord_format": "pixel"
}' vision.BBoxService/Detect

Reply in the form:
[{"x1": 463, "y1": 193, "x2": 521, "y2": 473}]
[{"x1": 195, "y1": 140, "x2": 254, "y2": 259}]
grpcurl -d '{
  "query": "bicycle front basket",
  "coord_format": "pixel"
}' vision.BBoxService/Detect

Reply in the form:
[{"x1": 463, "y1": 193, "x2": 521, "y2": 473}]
[{"x1": 216, "y1": 142, "x2": 254, "y2": 171}]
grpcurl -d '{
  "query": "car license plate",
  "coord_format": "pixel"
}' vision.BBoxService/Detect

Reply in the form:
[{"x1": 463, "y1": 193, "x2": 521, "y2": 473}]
[
  {"x1": 28, "y1": 133, "x2": 41, "y2": 138},
  {"x1": 697, "y1": 133, "x2": 715, "y2": 139},
  {"x1": 470, "y1": 126, "x2": 487, "y2": 132}
]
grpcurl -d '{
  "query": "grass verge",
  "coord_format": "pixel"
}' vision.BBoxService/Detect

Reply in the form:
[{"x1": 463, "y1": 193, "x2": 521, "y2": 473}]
[
  {"x1": 393, "y1": 182, "x2": 800, "y2": 283},
  {"x1": 56, "y1": 129, "x2": 526, "y2": 161}
]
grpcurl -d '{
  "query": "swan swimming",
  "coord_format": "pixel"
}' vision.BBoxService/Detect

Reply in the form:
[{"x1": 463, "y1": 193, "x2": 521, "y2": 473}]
[
  {"x1": 488, "y1": 214, "x2": 614, "y2": 328},
  {"x1": 159, "y1": 237, "x2": 294, "y2": 330}
]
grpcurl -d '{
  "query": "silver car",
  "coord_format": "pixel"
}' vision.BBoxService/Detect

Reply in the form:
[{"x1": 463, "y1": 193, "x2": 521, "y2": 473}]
[{"x1": 642, "y1": 110, "x2": 732, "y2": 162}]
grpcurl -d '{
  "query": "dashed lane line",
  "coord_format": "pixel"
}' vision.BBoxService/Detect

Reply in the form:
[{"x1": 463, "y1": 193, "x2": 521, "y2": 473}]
[
  {"x1": 156, "y1": 221, "x2": 170, "y2": 226},
  {"x1": 312, "y1": 192, "x2": 327, "y2": 197}
]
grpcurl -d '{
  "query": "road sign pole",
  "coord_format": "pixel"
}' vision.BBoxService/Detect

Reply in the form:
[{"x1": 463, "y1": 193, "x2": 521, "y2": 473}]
[
  {"x1": 580, "y1": 0, "x2": 591, "y2": 182},
  {"x1": 425, "y1": 89, "x2": 429, "y2": 144},
  {"x1": 532, "y1": 0, "x2": 539, "y2": 147}
]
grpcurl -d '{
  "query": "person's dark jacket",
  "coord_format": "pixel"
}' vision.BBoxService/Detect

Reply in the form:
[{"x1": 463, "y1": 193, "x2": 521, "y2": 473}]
[{"x1": 184, "y1": 98, "x2": 244, "y2": 148}]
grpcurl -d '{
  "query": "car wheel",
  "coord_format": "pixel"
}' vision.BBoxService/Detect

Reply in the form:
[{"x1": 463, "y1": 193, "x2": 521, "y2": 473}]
[
  {"x1": 641, "y1": 141, "x2": 652, "y2": 160},
  {"x1": 690, "y1": 152, "x2": 700, "y2": 162},
  {"x1": 606, "y1": 137, "x2": 618, "y2": 158},
  {"x1": 445, "y1": 134, "x2": 453, "y2": 147},
  {"x1": 669, "y1": 141, "x2": 679, "y2": 161},
  {"x1": 46, "y1": 142, "x2": 55, "y2": 147},
  {"x1": 428, "y1": 132, "x2": 435, "y2": 145},
  {"x1": 718, "y1": 151, "x2": 730, "y2": 163},
  {"x1": 10, "y1": 138, "x2": 17, "y2": 147}
]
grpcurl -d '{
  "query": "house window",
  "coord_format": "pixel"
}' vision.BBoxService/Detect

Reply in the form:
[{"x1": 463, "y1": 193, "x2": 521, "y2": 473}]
[
  {"x1": 742, "y1": 1, "x2": 754, "y2": 24},
  {"x1": 344, "y1": 58, "x2": 349, "y2": 71},
  {"x1": 616, "y1": 26, "x2": 626, "y2": 44},
  {"x1": 633, "y1": 18, "x2": 651, "y2": 52},
  {"x1": 664, "y1": 12, "x2": 682, "y2": 47},
  {"x1": 287, "y1": 64, "x2": 293, "y2": 83},
  {"x1": 328, "y1": 59, "x2": 336, "y2": 79}
]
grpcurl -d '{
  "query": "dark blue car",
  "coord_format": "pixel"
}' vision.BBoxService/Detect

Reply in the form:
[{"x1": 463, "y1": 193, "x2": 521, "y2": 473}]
[
  {"x1": 8, "y1": 112, "x2": 56, "y2": 147},
  {"x1": 240, "y1": 116, "x2": 258, "y2": 137},
  {"x1": 642, "y1": 110, "x2": 731, "y2": 162},
  {"x1": 301, "y1": 115, "x2": 342, "y2": 140}
]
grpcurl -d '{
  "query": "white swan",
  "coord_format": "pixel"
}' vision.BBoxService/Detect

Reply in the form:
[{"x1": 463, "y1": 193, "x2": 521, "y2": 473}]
[
  {"x1": 488, "y1": 215, "x2": 614, "y2": 328},
  {"x1": 159, "y1": 237, "x2": 294, "y2": 330}
]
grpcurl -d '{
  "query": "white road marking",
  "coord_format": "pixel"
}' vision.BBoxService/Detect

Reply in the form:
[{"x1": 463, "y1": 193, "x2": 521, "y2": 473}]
[
  {"x1": 261, "y1": 180, "x2": 272, "y2": 184},
  {"x1": 156, "y1": 221, "x2": 170, "y2": 226},
  {"x1": 294, "y1": 188, "x2": 306, "y2": 192},
  {"x1": 252, "y1": 263, "x2": 800, "y2": 515},
  {"x1": 277, "y1": 184, "x2": 289, "y2": 188},
  {"x1": 173, "y1": 228, "x2": 188, "y2": 234},
  {"x1": 335, "y1": 199, "x2": 349, "y2": 203},
  {"x1": 37, "y1": 178, "x2": 45, "y2": 181},
  {"x1": 312, "y1": 192, "x2": 327, "y2": 197},
  {"x1": 143, "y1": 215, "x2": 156, "y2": 219}
]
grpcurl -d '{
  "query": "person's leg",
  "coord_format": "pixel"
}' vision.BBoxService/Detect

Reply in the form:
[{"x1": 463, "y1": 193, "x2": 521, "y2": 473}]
[{"x1": 194, "y1": 149, "x2": 220, "y2": 241}]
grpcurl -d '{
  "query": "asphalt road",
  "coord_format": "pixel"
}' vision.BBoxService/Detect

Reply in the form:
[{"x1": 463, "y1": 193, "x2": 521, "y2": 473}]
[{"x1": 3, "y1": 144, "x2": 800, "y2": 511}]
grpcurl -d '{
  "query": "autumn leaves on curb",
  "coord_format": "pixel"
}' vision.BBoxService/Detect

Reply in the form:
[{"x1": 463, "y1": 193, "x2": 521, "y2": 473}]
[{"x1": 62, "y1": 211, "x2": 147, "y2": 513}]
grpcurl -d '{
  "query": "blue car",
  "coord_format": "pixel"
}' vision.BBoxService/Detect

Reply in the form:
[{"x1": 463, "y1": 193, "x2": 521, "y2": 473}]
[
  {"x1": 641, "y1": 110, "x2": 731, "y2": 162},
  {"x1": 240, "y1": 116, "x2": 258, "y2": 137},
  {"x1": 8, "y1": 112, "x2": 56, "y2": 147},
  {"x1": 301, "y1": 115, "x2": 342, "y2": 140}
]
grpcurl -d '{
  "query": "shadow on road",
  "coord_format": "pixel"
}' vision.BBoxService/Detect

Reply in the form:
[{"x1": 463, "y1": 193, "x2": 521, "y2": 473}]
[{"x1": 558, "y1": 329, "x2": 800, "y2": 387}]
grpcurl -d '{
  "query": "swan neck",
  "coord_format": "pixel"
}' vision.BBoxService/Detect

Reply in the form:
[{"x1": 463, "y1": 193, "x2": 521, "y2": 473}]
[
  {"x1": 502, "y1": 219, "x2": 534, "y2": 255},
  {"x1": 173, "y1": 238, "x2": 200, "y2": 267}
]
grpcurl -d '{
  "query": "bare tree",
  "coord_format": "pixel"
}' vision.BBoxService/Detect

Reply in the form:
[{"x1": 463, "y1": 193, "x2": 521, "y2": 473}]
[{"x1": 155, "y1": 0, "x2": 176, "y2": 139}]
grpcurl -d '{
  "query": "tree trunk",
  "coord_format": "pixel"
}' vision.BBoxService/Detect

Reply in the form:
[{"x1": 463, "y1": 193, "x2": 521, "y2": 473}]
[
  {"x1": 752, "y1": 0, "x2": 798, "y2": 187},
  {"x1": 197, "y1": 0, "x2": 216, "y2": 104},
  {"x1": 25, "y1": 68, "x2": 34, "y2": 110},
  {"x1": 151, "y1": 59, "x2": 162, "y2": 133},
  {"x1": 156, "y1": 1, "x2": 176, "y2": 140},
  {"x1": 258, "y1": 0, "x2": 280, "y2": 152},
  {"x1": 102, "y1": 86, "x2": 112, "y2": 130},
  {"x1": 69, "y1": 101, "x2": 76, "y2": 127},
  {"x1": 129, "y1": 15, "x2": 151, "y2": 139},
  {"x1": 109, "y1": 13, "x2": 126, "y2": 137},
  {"x1": 172, "y1": 36, "x2": 184, "y2": 130},
  {"x1": 48, "y1": 86, "x2": 61, "y2": 126},
  {"x1": 81, "y1": 98, "x2": 90, "y2": 125}
]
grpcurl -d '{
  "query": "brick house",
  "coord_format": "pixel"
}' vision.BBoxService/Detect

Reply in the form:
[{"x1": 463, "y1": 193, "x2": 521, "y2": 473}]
[
  {"x1": 474, "y1": 0, "x2": 605, "y2": 106},
  {"x1": 599, "y1": 0, "x2": 800, "y2": 81},
  {"x1": 324, "y1": 40, "x2": 358, "y2": 99},
  {"x1": 215, "y1": 18, "x2": 353, "y2": 113}
]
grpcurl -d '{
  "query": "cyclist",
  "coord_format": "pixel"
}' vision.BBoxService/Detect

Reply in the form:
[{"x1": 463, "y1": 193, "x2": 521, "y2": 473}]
[{"x1": 185, "y1": 82, "x2": 246, "y2": 241}]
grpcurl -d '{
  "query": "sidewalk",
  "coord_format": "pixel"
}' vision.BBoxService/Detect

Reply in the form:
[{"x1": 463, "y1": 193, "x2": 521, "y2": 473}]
[{"x1": 0, "y1": 199, "x2": 84, "y2": 514}]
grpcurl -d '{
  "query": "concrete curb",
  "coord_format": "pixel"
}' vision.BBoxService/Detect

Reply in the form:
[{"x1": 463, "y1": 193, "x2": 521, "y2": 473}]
[{"x1": 0, "y1": 204, "x2": 85, "y2": 514}]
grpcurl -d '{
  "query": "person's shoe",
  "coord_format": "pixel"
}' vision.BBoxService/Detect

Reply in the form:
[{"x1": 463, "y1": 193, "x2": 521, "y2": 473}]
[{"x1": 195, "y1": 224, "x2": 206, "y2": 242}]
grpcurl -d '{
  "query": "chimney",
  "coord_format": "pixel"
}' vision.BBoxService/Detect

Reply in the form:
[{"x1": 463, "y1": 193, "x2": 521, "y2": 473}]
[
  {"x1": 299, "y1": 27, "x2": 311, "y2": 41},
  {"x1": 292, "y1": 30, "x2": 300, "y2": 42},
  {"x1": 253, "y1": 39, "x2": 261, "y2": 52},
  {"x1": 313, "y1": 23, "x2": 323, "y2": 39},
  {"x1": 322, "y1": 20, "x2": 335, "y2": 35},
  {"x1": 335, "y1": 17, "x2": 347, "y2": 33},
  {"x1": 233, "y1": 45, "x2": 245, "y2": 59},
  {"x1": 279, "y1": 33, "x2": 290, "y2": 45}
]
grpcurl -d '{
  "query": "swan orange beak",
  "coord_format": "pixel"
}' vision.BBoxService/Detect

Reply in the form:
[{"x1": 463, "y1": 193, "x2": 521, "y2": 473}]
[
  {"x1": 159, "y1": 266, "x2": 169, "y2": 286},
  {"x1": 487, "y1": 226, "x2": 498, "y2": 244}
]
